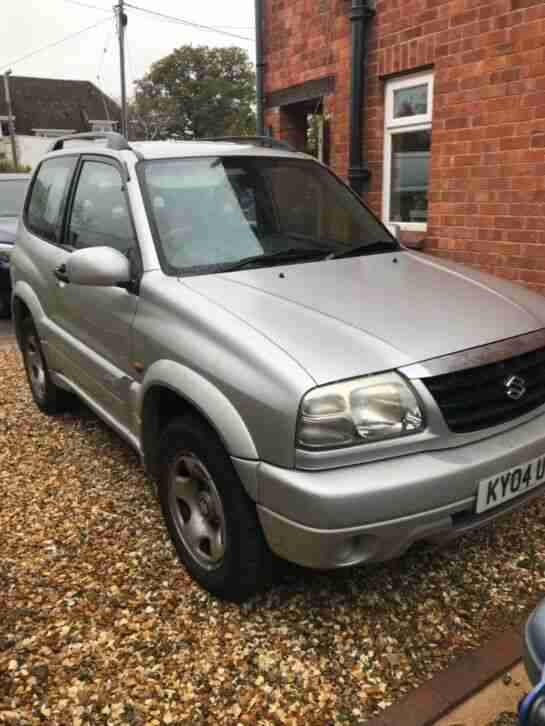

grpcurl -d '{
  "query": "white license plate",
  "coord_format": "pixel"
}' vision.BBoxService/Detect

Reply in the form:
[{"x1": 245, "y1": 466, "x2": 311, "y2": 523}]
[{"x1": 476, "y1": 454, "x2": 545, "y2": 514}]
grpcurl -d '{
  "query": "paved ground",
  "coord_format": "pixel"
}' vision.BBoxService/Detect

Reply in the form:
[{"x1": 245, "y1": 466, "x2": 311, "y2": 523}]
[{"x1": 435, "y1": 661, "x2": 529, "y2": 725}]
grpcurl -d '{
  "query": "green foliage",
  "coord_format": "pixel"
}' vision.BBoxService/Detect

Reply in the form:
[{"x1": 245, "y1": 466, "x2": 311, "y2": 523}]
[
  {"x1": 0, "y1": 158, "x2": 31, "y2": 173},
  {"x1": 131, "y1": 45, "x2": 256, "y2": 140}
]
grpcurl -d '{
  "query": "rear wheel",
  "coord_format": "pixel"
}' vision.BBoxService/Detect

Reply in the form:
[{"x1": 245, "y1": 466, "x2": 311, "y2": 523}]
[
  {"x1": 157, "y1": 415, "x2": 272, "y2": 602},
  {"x1": 20, "y1": 317, "x2": 75, "y2": 414}
]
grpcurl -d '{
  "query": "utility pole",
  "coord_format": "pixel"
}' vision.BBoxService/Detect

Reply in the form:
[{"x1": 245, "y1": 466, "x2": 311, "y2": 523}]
[
  {"x1": 116, "y1": 0, "x2": 128, "y2": 138},
  {"x1": 254, "y1": 0, "x2": 264, "y2": 136},
  {"x1": 3, "y1": 71, "x2": 18, "y2": 170}
]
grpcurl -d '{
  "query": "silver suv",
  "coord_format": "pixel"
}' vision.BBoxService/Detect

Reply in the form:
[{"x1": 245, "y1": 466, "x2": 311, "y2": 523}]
[{"x1": 11, "y1": 132, "x2": 545, "y2": 601}]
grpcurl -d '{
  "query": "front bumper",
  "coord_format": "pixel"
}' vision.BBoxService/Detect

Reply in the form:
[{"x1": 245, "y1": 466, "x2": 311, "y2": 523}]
[{"x1": 237, "y1": 412, "x2": 545, "y2": 569}]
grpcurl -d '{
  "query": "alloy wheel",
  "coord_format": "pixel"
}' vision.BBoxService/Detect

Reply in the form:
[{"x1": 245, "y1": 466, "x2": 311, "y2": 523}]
[{"x1": 168, "y1": 451, "x2": 226, "y2": 571}]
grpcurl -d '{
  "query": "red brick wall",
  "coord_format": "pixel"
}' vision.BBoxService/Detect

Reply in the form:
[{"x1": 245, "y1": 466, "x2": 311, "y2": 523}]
[
  {"x1": 263, "y1": 0, "x2": 351, "y2": 178},
  {"x1": 263, "y1": 0, "x2": 545, "y2": 293}
]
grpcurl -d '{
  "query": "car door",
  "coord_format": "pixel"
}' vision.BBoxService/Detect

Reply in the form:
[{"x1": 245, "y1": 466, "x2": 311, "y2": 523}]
[
  {"x1": 16, "y1": 155, "x2": 79, "y2": 363},
  {"x1": 52, "y1": 155, "x2": 140, "y2": 428}
]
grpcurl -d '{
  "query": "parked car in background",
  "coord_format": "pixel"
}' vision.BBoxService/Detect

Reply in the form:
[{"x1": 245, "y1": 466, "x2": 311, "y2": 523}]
[
  {"x1": 11, "y1": 133, "x2": 545, "y2": 602},
  {"x1": 0, "y1": 173, "x2": 30, "y2": 317},
  {"x1": 520, "y1": 600, "x2": 545, "y2": 725}
]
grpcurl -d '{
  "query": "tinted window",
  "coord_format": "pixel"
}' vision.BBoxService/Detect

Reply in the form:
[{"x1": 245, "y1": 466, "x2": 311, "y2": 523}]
[
  {"x1": 67, "y1": 161, "x2": 135, "y2": 254},
  {"x1": 141, "y1": 157, "x2": 393, "y2": 275},
  {"x1": 26, "y1": 157, "x2": 76, "y2": 242},
  {"x1": 0, "y1": 179, "x2": 28, "y2": 218}
]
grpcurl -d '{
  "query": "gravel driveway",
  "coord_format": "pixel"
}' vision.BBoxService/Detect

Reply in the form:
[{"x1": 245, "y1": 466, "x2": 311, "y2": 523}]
[
  {"x1": 1, "y1": 348, "x2": 543, "y2": 725},
  {"x1": 0, "y1": 319, "x2": 14, "y2": 350}
]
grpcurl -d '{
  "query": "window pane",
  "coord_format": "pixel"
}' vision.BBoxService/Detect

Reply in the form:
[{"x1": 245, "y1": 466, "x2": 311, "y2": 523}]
[
  {"x1": 143, "y1": 157, "x2": 393, "y2": 275},
  {"x1": 68, "y1": 162, "x2": 134, "y2": 253},
  {"x1": 27, "y1": 157, "x2": 76, "y2": 242},
  {"x1": 390, "y1": 129, "x2": 431, "y2": 224},
  {"x1": 264, "y1": 163, "x2": 387, "y2": 246},
  {"x1": 393, "y1": 84, "x2": 428, "y2": 119}
]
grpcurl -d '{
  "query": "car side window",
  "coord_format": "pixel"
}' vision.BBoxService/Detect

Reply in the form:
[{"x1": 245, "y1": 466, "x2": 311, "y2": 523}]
[
  {"x1": 67, "y1": 160, "x2": 135, "y2": 254},
  {"x1": 26, "y1": 156, "x2": 77, "y2": 243}
]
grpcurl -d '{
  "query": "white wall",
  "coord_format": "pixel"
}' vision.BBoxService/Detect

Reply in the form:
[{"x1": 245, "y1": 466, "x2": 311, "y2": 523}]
[{"x1": 1, "y1": 135, "x2": 51, "y2": 169}]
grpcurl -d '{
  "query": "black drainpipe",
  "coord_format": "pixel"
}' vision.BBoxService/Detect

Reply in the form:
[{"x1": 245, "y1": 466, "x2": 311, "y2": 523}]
[
  {"x1": 348, "y1": 0, "x2": 375, "y2": 195},
  {"x1": 255, "y1": 0, "x2": 265, "y2": 136}
]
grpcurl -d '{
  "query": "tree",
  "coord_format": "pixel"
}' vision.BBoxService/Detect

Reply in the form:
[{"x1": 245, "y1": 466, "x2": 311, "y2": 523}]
[
  {"x1": 127, "y1": 96, "x2": 176, "y2": 141},
  {"x1": 131, "y1": 45, "x2": 256, "y2": 140}
]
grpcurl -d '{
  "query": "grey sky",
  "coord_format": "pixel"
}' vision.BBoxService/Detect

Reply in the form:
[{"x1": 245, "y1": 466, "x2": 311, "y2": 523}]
[{"x1": 2, "y1": 0, "x2": 256, "y2": 101}]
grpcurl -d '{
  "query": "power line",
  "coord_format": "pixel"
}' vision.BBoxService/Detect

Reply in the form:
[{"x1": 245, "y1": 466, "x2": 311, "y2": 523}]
[
  {"x1": 96, "y1": 22, "x2": 115, "y2": 121},
  {"x1": 64, "y1": 0, "x2": 112, "y2": 12},
  {"x1": 0, "y1": 18, "x2": 112, "y2": 73},
  {"x1": 124, "y1": 3, "x2": 255, "y2": 43},
  {"x1": 97, "y1": 24, "x2": 114, "y2": 83},
  {"x1": 66, "y1": 0, "x2": 255, "y2": 35}
]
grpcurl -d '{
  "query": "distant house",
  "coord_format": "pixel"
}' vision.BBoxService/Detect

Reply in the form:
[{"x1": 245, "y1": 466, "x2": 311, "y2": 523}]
[{"x1": 0, "y1": 75, "x2": 121, "y2": 139}]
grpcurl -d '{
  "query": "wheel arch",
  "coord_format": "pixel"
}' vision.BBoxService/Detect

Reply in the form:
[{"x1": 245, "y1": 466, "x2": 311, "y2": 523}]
[
  {"x1": 12, "y1": 281, "x2": 45, "y2": 347},
  {"x1": 139, "y1": 360, "x2": 259, "y2": 479}
]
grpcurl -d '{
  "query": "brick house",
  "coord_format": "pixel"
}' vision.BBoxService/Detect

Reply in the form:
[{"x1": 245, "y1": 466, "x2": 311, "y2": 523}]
[{"x1": 258, "y1": 0, "x2": 545, "y2": 292}]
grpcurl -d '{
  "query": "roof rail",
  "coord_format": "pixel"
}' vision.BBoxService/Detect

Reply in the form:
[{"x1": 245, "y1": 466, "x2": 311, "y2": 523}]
[
  {"x1": 203, "y1": 136, "x2": 297, "y2": 153},
  {"x1": 48, "y1": 131, "x2": 132, "y2": 153}
]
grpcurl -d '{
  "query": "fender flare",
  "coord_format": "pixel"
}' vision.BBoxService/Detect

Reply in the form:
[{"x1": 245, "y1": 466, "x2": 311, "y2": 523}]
[
  {"x1": 139, "y1": 359, "x2": 259, "y2": 461},
  {"x1": 12, "y1": 280, "x2": 47, "y2": 343}
]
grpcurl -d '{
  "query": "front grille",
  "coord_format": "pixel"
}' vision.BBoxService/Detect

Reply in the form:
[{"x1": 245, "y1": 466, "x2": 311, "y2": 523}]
[{"x1": 422, "y1": 345, "x2": 545, "y2": 434}]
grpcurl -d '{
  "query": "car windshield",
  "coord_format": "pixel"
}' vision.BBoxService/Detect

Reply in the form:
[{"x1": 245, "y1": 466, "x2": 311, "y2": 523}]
[
  {"x1": 0, "y1": 178, "x2": 28, "y2": 218},
  {"x1": 140, "y1": 156, "x2": 397, "y2": 275}
]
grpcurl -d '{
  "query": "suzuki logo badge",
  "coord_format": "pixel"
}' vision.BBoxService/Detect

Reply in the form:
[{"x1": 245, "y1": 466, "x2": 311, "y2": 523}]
[{"x1": 505, "y1": 375, "x2": 527, "y2": 401}]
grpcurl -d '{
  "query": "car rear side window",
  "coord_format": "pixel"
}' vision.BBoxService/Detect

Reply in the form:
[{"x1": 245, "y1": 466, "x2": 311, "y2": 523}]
[
  {"x1": 67, "y1": 160, "x2": 135, "y2": 255},
  {"x1": 26, "y1": 156, "x2": 77, "y2": 243}
]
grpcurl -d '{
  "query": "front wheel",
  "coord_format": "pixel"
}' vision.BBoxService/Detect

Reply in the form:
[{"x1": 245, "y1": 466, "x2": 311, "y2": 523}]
[{"x1": 157, "y1": 415, "x2": 272, "y2": 602}]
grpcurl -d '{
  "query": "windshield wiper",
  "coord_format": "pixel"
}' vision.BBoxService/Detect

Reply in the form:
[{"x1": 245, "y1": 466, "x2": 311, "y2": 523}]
[
  {"x1": 327, "y1": 240, "x2": 399, "y2": 260},
  {"x1": 222, "y1": 248, "x2": 331, "y2": 272}
]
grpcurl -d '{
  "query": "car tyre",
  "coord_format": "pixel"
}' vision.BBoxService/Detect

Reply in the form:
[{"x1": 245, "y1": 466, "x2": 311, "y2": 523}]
[
  {"x1": 0, "y1": 296, "x2": 10, "y2": 319},
  {"x1": 20, "y1": 317, "x2": 76, "y2": 414},
  {"x1": 157, "y1": 415, "x2": 272, "y2": 602}
]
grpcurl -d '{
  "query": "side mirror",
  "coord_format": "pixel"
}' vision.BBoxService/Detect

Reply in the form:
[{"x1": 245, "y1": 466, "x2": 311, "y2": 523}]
[{"x1": 65, "y1": 246, "x2": 131, "y2": 287}]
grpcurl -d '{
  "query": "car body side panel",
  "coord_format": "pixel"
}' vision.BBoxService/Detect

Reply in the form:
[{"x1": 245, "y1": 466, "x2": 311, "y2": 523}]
[
  {"x1": 11, "y1": 275, "x2": 66, "y2": 376},
  {"x1": 139, "y1": 360, "x2": 259, "y2": 461},
  {"x1": 11, "y1": 235, "x2": 66, "y2": 339},
  {"x1": 52, "y1": 274, "x2": 138, "y2": 426},
  {"x1": 131, "y1": 272, "x2": 315, "y2": 468}
]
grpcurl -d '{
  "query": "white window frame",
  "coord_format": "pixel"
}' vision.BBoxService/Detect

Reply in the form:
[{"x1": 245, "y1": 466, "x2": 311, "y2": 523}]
[{"x1": 382, "y1": 71, "x2": 434, "y2": 233}]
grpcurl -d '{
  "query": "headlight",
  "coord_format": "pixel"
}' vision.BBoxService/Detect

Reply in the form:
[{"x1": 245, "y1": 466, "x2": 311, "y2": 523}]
[
  {"x1": 0, "y1": 250, "x2": 11, "y2": 266},
  {"x1": 297, "y1": 372, "x2": 425, "y2": 449}
]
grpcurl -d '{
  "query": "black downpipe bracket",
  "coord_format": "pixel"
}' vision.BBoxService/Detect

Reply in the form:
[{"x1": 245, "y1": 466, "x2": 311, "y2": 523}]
[
  {"x1": 255, "y1": 0, "x2": 265, "y2": 136},
  {"x1": 348, "y1": 0, "x2": 375, "y2": 195}
]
